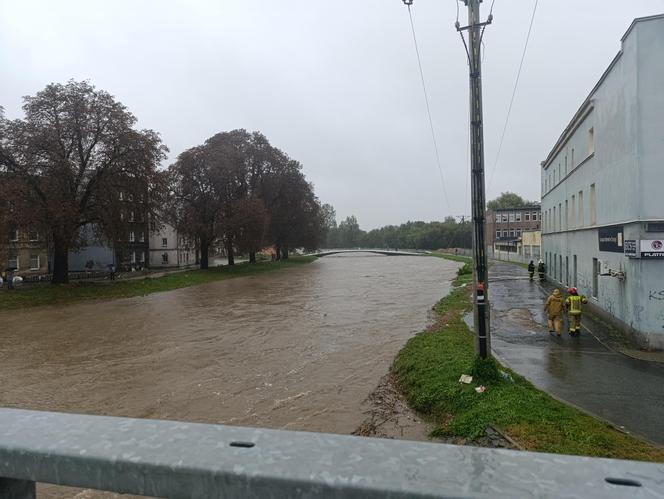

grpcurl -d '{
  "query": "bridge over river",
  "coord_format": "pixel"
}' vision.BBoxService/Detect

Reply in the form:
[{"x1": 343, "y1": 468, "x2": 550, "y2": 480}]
[{"x1": 312, "y1": 249, "x2": 425, "y2": 257}]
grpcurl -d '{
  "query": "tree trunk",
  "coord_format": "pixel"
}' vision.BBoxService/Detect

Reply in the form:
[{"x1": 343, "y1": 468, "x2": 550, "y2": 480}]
[
  {"x1": 275, "y1": 245, "x2": 281, "y2": 261},
  {"x1": 249, "y1": 251, "x2": 256, "y2": 264},
  {"x1": 282, "y1": 244, "x2": 289, "y2": 260},
  {"x1": 51, "y1": 236, "x2": 69, "y2": 284},
  {"x1": 200, "y1": 239, "x2": 209, "y2": 269},
  {"x1": 227, "y1": 238, "x2": 235, "y2": 266}
]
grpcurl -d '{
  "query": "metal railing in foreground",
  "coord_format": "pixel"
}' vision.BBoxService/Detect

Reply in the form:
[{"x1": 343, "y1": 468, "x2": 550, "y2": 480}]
[{"x1": 0, "y1": 408, "x2": 662, "y2": 498}]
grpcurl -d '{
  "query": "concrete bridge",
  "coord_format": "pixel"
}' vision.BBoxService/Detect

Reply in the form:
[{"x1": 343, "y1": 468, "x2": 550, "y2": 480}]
[{"x1": 312, "y1": 249, "x2": 425, "y2": 257}]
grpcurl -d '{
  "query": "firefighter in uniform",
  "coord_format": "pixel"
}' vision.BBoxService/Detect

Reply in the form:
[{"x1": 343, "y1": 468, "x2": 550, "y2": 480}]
[{"x1": 564, "y1": 287, "x2": 588, "y2": 336}]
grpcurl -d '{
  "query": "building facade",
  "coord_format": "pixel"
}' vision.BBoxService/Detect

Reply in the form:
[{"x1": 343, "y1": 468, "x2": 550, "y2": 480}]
[
  {"x1": 541, "y1": 14, "x2": 664, "y2": 350},
  {"x1": 486, "y1": 206, "x2": 541, "y2": 253},
  {"x1": 149, "y1": 222, "x2": 196, "y2": 268},
  {"x1": 4, "y1": 225, "x2": 49, "y2": 276}
]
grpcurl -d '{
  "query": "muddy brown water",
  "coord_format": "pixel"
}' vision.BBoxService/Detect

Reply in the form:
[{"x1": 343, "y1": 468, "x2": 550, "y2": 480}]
[{"x1": 0, "y1": 254, "x2": 458, "y2": 496}]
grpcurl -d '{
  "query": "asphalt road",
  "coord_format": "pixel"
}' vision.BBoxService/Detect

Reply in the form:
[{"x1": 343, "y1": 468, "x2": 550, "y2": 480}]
[{"x1": 485, "y1": 261, "x2": 664, "y2": 446}]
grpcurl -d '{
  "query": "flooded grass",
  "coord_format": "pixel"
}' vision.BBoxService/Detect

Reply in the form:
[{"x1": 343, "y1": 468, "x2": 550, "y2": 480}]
[
  {"x1": 393, "y1": 255, "x2": 664, "y2": 462},
  {"x1": 0, "y1": 257, "x2": 317, "y2": 311}
]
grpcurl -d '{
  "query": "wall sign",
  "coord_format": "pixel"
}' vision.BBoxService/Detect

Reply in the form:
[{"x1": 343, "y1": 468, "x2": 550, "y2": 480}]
[
  {"x1": 624, "y1": 239, "x2": 638, "y2": 258},
  {"x1": 641, "y1": 239, "x2": 664, "y2": 258},
  {"x1": 598, "y1": 225, "x2": 624, "y2": 253}
]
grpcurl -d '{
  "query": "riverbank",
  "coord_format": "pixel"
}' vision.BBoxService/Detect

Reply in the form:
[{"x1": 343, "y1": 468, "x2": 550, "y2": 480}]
[
  {"x1": 0, "y1": 257, "x2": 317, "y2": 312},
  {"x1": 391, "y1": 253, "x2": 664, "y2": 461}
]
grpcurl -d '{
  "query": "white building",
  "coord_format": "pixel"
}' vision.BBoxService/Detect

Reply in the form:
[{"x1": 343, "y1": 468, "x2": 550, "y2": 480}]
[
  {"x1": 149, "y1": 222, "x2": 196, "y2": 268},
  {"x1": 541, "y1": 14, "x2": 664, "y2": 350}
]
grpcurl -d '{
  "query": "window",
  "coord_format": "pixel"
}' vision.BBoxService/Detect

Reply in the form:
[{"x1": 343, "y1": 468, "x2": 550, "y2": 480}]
[
  {"x1": 565, "y1": 256, "x2": 569, "y2": 286},
  {"x1": 496, "y1": 230, "x2": 501, "y2": 239},
  {"x1": 120, "y1": 211, "x2": 125, "y2": 221},
  {"x1": 558, "y1": 164, "x2": 561, "y2": 182},
  {"x1": 571, "y1": 195, "x2": 576, "y2": 228},
  {"x1": 509, "y1": 229, "x2": 515, "y2": 237},
  {"x1": 592, "y1": 258, "x2": 599, "y2": 298},
  {"x1": 502, "y1": 214, "x2": 508, "y2": 223},
  {"x1": 571, "y1": 148, "x2": 575, "y2": 168},
  {"x1": 141, "y1": 251, "x2": 146, "y2": 263},
  {"x1": 517, "y1": 228, "x2": 522, "y2": 237},
  {"x1": 558, "y1": 203, "x2": 562, "y2": 231},
  {"x1": 129, "y1": 231, "x2": 135, "y2": 243},
  {"x1": 150, "y1": 221, "x2": 157, "y2": 231},
  {"x1": 139, "y1": 232, "x2": 145, "y2": 243},
  {"x1": 532, "y1": 212, "x2": 538, "y2": 221},
  {"x1": 129, "y1": 211, "x2": 135, "y2": 222},
  {"x1": 509, "y1": 213, "x2": 515, "y2": 222},
  {"x1": 559, "y1": 255, "x2": 563, "y2": 282},
  {"x1": 30, "y1": 255, "x2": 40, "y2": 270},
  {"x1": 131, "y1": 251, "x2": 137, "y2": 264},
  {"x1": 9, "y1": 226, "x2": 18, "y2": 241},
  {"x1": 502, "y1": 230, "x2": 508, "y2": 237},
  {"x1": 8, "y1": 254, "x2": 18, "y2": 270},
  {"x1": 578, "y1": 190, "x2": 584, "y2": 227},
  {"x1": 28, "y1": 228, "x2": 38, "y2": 241},
  {"x1": 128, "y1": 194, "x2": 134, "y2": 202},
  {"x1": 588, "y1": 127, "x2": 594, "y2": 155},
  {"x1": 162, "y1": 237, "x2": 168, "y2": 247},
  {"x1": 565, "y1": 155, "x2": 568, "y2": 171},
  {"x1": 590, "y1": 184, "x2": 596, "y2": 225},
  {"x1": 162, "y1": 252, "x2": 169, "y2": 264},
  {"x1": 516, "y1": 213, "x2": 522, "y2": 222},
  {"x1": 553, "y1": 206, "x2": 557, "y2": 231},
  {"x1": 565, "y1": 200, "x2": 569, "y2": 230},
  {"x1": 573, "y1": 255, "x2": 577, "y2": 287},
  {"x1": 119, "y1": 191, "x2": 124, "y2": 201},
  {"x1": 525, "y1": 213, "x2": 530, "y2": 221},
  {"x1": 553, "y1": 170, "x2": 556, "y2": 185}
]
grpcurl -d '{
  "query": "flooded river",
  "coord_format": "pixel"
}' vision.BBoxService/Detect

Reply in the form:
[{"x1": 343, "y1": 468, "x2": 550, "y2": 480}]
[{"x1": 1, "y1": 254, "x2": 458, "y2": 495}]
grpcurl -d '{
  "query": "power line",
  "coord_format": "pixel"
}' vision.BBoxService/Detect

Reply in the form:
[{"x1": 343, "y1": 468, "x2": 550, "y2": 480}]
[
  {"x1": 404, "y1": 2, "x2": 452, "y2": 216},
  {"x1": 488, "y1": 0, "x2": 538, "y2": 189}
]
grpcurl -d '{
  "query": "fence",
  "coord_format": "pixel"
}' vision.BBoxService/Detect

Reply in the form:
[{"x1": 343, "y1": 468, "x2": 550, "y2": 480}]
[{"x1": 0, "y1": 408, "x2": 661, "y2": 498}]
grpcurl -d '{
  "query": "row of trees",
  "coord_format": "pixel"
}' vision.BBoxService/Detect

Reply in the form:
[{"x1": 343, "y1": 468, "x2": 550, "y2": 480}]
[
  {"x1": 0, "y1": 80, "x2": 327, "y2": 282},
  {"x1": 325, "y1": 213, "x2": 472, "y2": 251}
]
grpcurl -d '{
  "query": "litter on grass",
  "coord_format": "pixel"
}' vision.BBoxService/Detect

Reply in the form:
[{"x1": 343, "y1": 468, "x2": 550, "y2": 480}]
[
  {"x1": 459, "y1": 374, "x2": 473, "y2": 384},
  {"x1": 475, "y1": 385, "x2": 486, "y2": 393}
]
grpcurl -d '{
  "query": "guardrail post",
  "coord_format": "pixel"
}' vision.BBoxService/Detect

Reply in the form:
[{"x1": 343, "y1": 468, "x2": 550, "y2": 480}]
[{"x1": 0, "y1": 477, "x2": 36, "y2": 499}]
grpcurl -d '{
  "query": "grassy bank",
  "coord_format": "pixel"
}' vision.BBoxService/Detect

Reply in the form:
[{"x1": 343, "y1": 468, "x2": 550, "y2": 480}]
[
  {"x1": 0, "y1": 257, "x2": 317, "y2": 312},
  {"x1": 394, "y1": 255, "x2": 664, "y2": 461}
]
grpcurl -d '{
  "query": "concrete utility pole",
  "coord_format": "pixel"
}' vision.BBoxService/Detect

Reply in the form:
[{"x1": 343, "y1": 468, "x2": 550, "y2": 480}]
[{"x1": 458, "y1": 0, "x2": 492, "y2": 358}]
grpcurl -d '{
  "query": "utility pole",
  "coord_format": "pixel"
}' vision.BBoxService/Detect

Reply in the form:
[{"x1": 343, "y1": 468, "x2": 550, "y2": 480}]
[{"x1": 457, "y1": 0, "x2": 492, "y2": 358}]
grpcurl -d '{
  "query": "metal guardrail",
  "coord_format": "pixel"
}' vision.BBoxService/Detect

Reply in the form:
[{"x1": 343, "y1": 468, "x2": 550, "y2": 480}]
[{"x1": 0, "y1": 408, "x2": 662, "y2": 498}]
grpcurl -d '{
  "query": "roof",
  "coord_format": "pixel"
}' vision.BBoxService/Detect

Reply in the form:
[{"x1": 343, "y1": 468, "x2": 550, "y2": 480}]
[{"x1": 541, "y1": 13, "x2": 664, "y2": 170}]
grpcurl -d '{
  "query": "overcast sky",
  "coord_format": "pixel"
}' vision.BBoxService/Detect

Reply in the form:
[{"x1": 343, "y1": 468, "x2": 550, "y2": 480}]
[{"x1": 2, "y1": 1, "x2": 663, "y2": 229}]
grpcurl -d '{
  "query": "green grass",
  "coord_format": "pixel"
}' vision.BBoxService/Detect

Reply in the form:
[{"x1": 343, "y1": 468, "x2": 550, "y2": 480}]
[
  {"x1": 0, "y1": 257, "x2": 317, "y2": 311},
  {"x1": 393, "y1": 255, "x2": 664, "y2": 462}
]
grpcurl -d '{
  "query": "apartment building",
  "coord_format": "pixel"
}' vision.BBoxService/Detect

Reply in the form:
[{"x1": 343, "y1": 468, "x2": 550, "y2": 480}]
[
  {"x1": 486, "y1": 206, "x2": 541, "y2": 252},
  {"x1": 541, "y1": 14, "x2": 664, "y2": 349},
  {"x1": 149, "y1": 222, "x2": 196, "y2": 268}
]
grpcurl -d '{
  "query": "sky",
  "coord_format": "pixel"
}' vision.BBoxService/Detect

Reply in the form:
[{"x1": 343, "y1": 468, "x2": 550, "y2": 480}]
[{"x1": 1, "y1": 0, "x2": 663, "y2": 229}]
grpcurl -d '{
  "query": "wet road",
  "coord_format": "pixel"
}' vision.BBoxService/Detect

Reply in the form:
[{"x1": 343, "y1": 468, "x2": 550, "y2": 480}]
[
  {"x1": 487, "y1": 261, "x2": 664, "y2": 445},
  {"x1": 0, "y1": 254, "x2": 459, "y2": 436}
]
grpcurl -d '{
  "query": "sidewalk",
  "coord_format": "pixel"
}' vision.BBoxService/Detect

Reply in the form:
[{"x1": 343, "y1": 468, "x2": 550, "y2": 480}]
[{"x1": 486, "y1": 260, "x2": 664, "y2": 446}]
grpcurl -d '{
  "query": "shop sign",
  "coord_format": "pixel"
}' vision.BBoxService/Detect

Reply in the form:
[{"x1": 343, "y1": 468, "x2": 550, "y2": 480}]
[
  {"x1": 640, "y1": 239, "x2": 664, "y2": 258},
  {"x1": 598, "y1": 225, "x2": 624, "y2": 253},
  {"x1": 624, "y1": 239, "x2": 638, "y2": 258}
]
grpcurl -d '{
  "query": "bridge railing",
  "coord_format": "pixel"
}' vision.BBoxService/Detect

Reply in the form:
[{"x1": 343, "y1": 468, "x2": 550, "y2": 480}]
[{"x1": 0, "y1": 408, "x2": 661, "y2": 498}]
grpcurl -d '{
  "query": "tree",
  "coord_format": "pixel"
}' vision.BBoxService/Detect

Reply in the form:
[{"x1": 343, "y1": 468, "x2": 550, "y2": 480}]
[
  {"x1": 487, "y1": 192, "x2": 536, "y2": 210},
  {"x1": 0, "y1": 81, "x2": 167, "y2": 283},
  {"x1": 167, "y1": 145, "x2": 222, "y2": 270}
]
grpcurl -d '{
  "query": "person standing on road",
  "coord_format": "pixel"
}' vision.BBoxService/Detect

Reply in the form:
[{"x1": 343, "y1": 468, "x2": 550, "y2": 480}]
[
  {"x1": 565, "y1": 287, "x2": 588, "y2": 336},
  {"x1": 537, "y1": 260, "x2": 546, "y2": 281},
  {"x1": 528, "y1": 260, "x2": 535, "y2": 281},
  {"x1": 544, "y1": 289, "x2": 564, "y2": 336}
]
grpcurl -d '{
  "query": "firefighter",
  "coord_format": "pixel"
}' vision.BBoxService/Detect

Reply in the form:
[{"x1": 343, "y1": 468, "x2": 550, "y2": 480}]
[
  {"x1": 537, "y1": 260, "x2": 546, "y2": 281},
  {"x1": 544, "y1": 288, "x2": 564, "y2": 336},
  {"x1": 565, "y1": 287, "x2": 588, "y2": 336},
  {"x1": 527, "y1": 260, "x2": 535, "y2": 281}
]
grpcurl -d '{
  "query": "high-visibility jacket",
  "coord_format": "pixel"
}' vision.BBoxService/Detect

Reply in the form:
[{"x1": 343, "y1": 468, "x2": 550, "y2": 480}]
[{"x1": 565, "y1": 295, "x2": 588, "y2": 315}]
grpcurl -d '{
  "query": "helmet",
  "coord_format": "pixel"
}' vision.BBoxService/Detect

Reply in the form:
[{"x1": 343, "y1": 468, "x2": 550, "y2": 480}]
[{"x1": 567, "y1": 287, "x2": 578, "y2": 295}]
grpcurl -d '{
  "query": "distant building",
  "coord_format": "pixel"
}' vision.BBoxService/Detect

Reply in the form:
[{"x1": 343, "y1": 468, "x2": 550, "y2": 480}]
[
  {"x1": 4, "y1": 224, "x2": 48, "y2": 275},
  {"x1": 149, "y1": 222, "x2": 196, "y2": 268},
  {"x1": 541, "y1": 14, "x2": 664, "y2": 350},
  {"x1": 486, "y1": 206, "x2": 541, "y2": 254}
]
